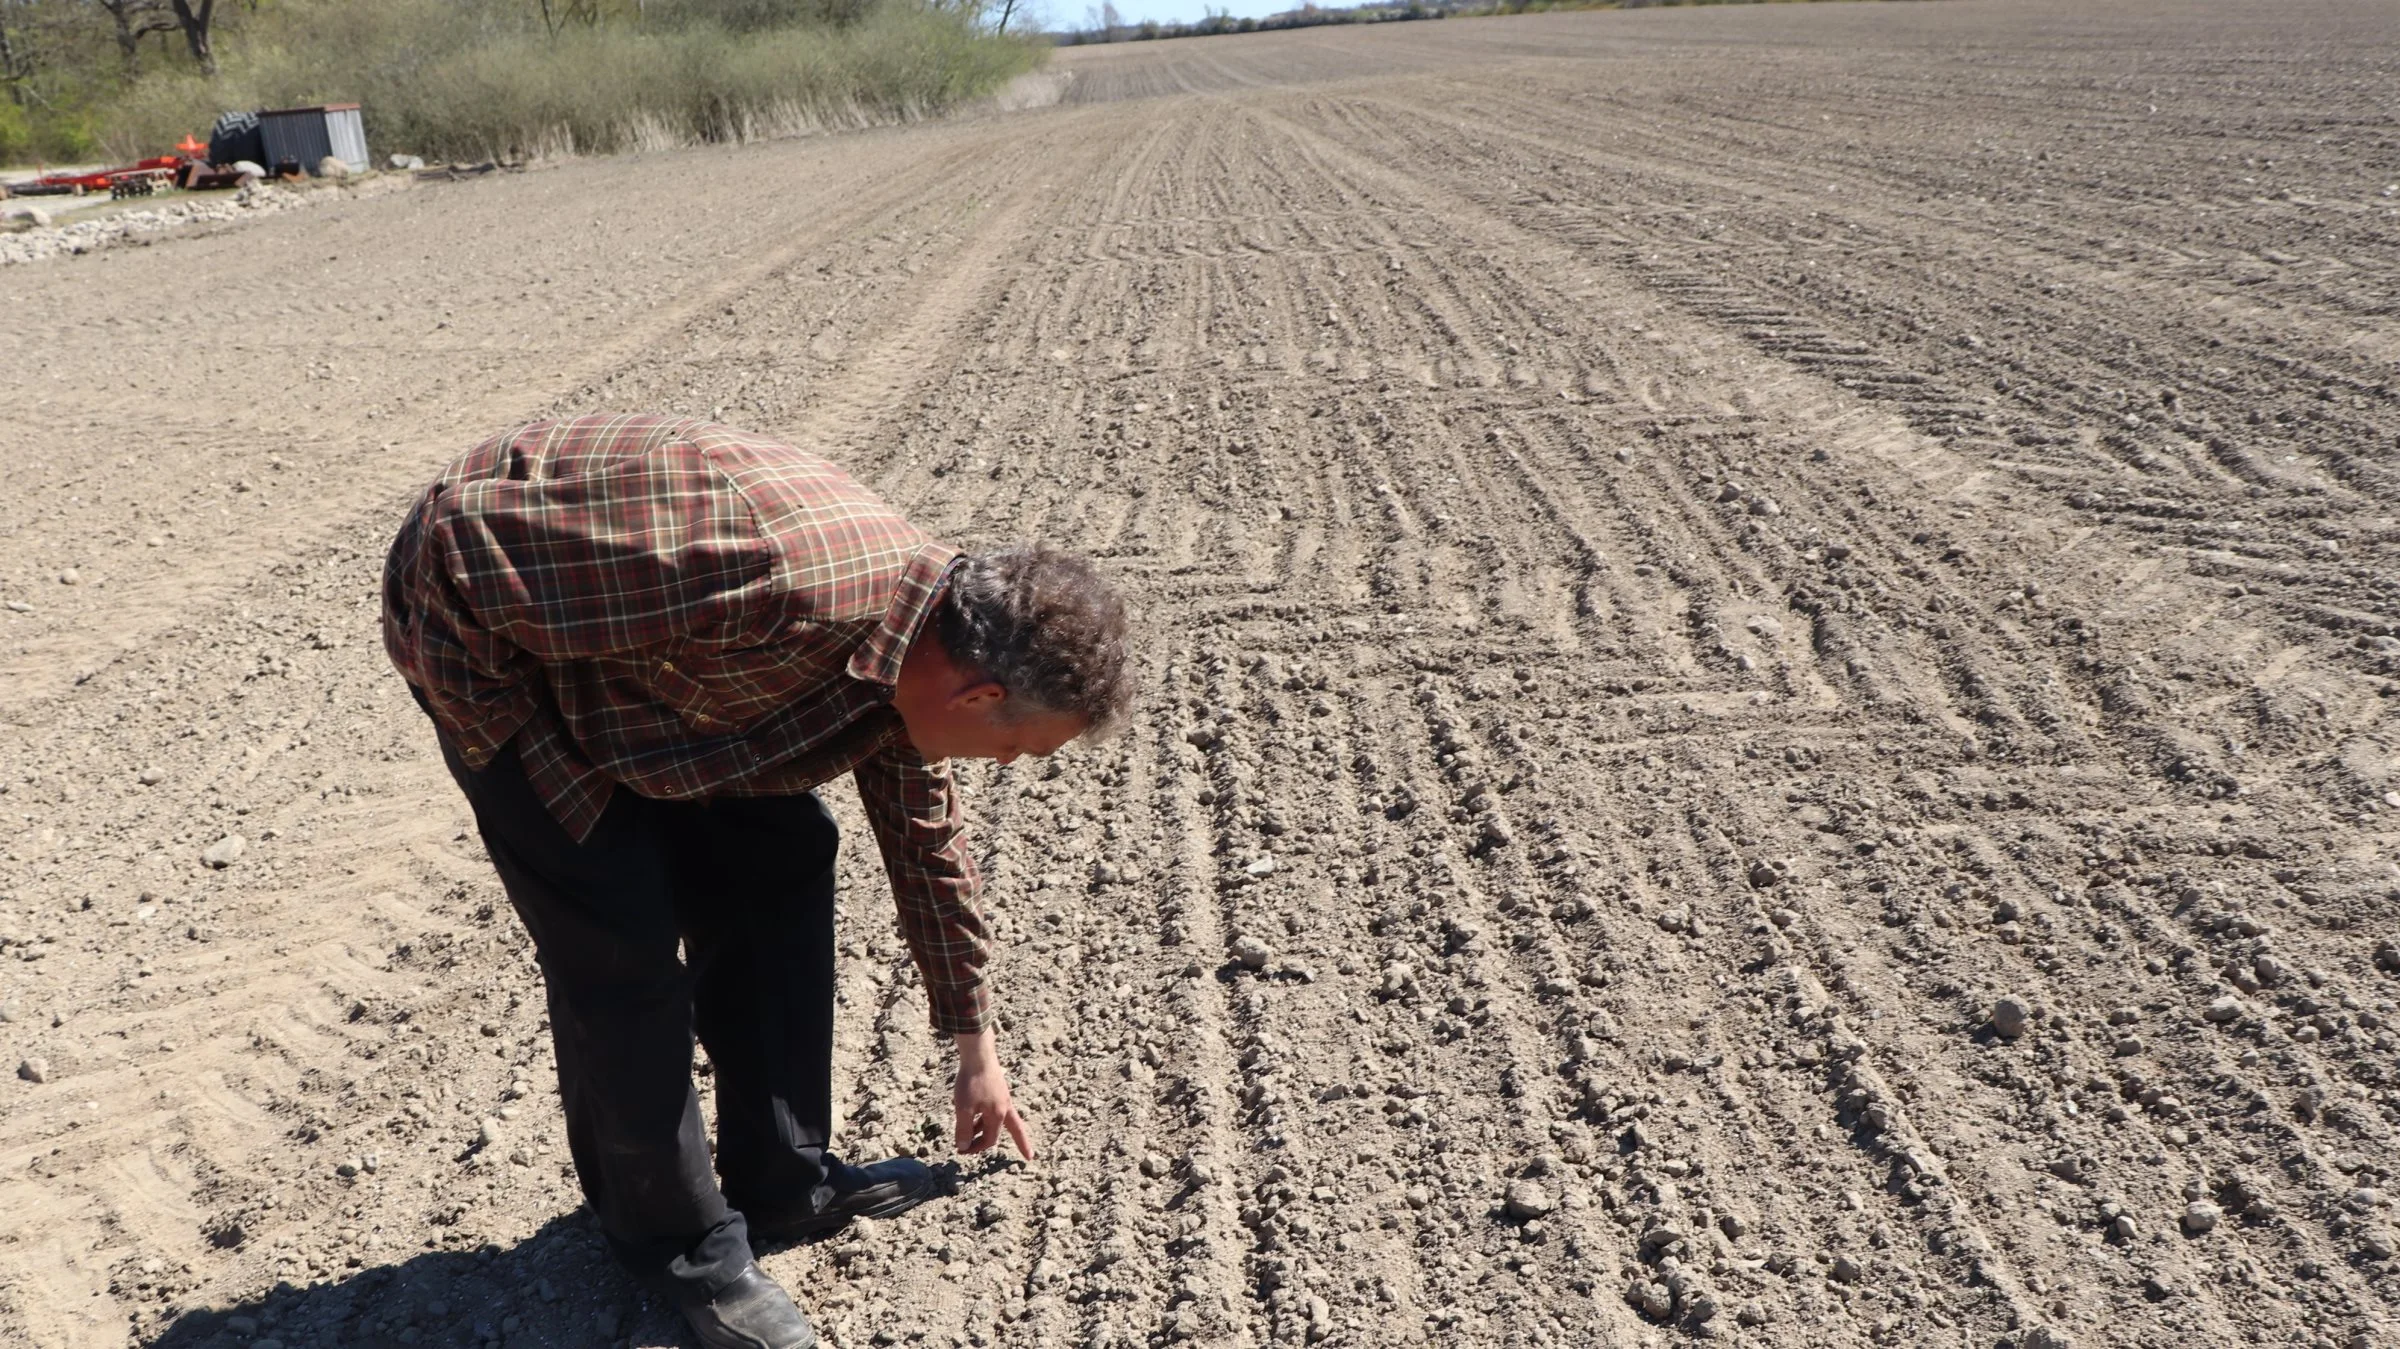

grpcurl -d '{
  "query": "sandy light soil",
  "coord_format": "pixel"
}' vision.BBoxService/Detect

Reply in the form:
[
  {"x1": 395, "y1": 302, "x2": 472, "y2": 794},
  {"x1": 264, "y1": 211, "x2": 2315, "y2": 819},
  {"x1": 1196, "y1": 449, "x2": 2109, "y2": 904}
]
[{"x1": 3, "y1": 2, "x2": 2398, "y2": 1346}]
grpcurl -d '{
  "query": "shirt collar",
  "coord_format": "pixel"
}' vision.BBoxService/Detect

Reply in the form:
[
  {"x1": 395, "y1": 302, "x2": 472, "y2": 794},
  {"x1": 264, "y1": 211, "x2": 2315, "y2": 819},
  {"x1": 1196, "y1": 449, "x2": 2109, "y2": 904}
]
[{"x1": 848, "y1": 542, "x2": 964, "y2": 689}]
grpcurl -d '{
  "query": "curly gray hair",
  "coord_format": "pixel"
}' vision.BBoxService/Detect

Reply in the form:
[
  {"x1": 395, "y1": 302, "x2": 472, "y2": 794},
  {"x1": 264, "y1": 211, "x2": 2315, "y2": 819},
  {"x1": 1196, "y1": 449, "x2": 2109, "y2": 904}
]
[{"x1": 935, "y1": 543, "x2": 1134, "y2": 735}]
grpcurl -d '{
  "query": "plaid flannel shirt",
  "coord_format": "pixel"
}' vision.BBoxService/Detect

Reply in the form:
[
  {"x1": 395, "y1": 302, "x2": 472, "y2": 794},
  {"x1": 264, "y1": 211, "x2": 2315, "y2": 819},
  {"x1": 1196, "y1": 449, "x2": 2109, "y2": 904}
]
[{"x1": 382, "y1": 414, "x2": 992, "y2": 1034}]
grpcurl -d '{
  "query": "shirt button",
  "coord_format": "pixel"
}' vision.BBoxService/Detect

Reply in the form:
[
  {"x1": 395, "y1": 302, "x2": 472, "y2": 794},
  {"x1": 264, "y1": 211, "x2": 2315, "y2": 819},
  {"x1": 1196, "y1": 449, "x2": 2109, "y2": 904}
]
[{"x1": 660, "y1": 660, "x2": 675, "y2": 673}]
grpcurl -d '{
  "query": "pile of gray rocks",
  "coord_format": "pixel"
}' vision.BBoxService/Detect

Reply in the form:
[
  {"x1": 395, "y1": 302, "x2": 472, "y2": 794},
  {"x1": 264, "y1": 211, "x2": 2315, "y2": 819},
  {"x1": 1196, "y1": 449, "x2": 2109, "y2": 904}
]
[{"x1": 1, "y1": 173, "x2": 412, "y2": 266}]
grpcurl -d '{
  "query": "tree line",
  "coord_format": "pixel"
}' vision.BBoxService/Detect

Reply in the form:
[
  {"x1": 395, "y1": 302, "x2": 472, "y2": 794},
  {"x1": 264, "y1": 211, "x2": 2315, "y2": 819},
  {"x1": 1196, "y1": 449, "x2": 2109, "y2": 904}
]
[{"x1": 1058, "y1": 0, "x2": 1846, "y2": 45}]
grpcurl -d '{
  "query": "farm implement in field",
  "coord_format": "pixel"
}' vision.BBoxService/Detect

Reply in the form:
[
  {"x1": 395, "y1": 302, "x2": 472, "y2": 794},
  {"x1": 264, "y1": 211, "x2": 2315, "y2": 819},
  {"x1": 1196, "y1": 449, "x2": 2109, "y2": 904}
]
[{"x1": 3, "y1": 156, "x2": 189, "y2": 200}]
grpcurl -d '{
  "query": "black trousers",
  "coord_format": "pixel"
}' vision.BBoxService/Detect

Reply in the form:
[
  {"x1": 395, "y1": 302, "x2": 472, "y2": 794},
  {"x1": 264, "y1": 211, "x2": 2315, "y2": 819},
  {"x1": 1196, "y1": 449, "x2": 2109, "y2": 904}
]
[{"x1": 427, "y1": 716, "x2": 841, "y2": 1296}]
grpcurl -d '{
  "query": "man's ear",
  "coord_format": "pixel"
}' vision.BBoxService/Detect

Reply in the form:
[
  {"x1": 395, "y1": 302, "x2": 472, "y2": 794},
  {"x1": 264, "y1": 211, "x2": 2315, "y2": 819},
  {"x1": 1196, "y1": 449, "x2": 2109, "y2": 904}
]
[{"x1": 946, "y1": 681, "x2": 1008, "y2": 713}]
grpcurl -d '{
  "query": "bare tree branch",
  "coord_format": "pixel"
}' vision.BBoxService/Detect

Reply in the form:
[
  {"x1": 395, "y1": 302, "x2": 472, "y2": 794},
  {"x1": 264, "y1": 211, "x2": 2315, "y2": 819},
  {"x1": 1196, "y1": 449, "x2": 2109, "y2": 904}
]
[
  {"x1": 167, "y1": 0, "x2": 216, "y2": 75},
  {"x1": 97, "y1": 0, "x2": 182, "y2": 78},
  {"x1": 0, "y1": 3, "x2": 22, "y2": 108}
]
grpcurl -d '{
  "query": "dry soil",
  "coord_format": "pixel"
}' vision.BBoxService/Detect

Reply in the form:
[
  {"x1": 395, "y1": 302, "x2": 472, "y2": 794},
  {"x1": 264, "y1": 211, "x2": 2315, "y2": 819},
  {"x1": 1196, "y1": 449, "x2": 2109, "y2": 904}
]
[{"x1": 2, "y1": 2, "x2": 2398, "y2": 1347}]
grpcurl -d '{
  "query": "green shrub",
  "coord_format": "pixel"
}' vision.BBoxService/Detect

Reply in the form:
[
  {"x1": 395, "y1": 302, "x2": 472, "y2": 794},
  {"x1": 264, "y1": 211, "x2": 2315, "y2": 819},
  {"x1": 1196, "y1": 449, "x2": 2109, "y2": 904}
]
[
  {"x1": 0, "y1": 100, "x2": 29, "y2": 168},
  {"x1": 99, "y1": 0, "x2": 1041, "y2": 164}
]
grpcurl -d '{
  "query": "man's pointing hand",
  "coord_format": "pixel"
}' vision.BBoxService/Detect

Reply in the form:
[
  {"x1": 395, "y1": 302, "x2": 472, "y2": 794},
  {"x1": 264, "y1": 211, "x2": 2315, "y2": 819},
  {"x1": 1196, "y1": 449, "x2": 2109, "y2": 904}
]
[{"x1": 951, "y1": 1028, "x2": 1036, "y2": 1159}]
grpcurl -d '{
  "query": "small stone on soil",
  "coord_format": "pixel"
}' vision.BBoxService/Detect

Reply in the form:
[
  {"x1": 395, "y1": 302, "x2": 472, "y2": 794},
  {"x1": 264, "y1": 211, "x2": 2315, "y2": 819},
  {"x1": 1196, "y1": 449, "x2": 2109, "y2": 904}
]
[
  {"x1": 1991, "y1": 996, "x2": 2031, "y2": 1040},
  {"x1": 1229, "y1": 935, "x2": 1271, "y2": 970},
  {"x1": 1502, "y1": 1180, "x2": 1552, "y2": 1221},
  {"x1": 201, "y1": 835, "x2": 246, "y2": 869},
  {"x1": 1626, "y1": 1280, "x2": 1672, "y2": 1319},
  {"x1": 2183, "y1": 1200, "x2": 2221, "y2": 1235},
  {"x1": 18, "y1": 1056, "x2": 49, "y2": 1084}
]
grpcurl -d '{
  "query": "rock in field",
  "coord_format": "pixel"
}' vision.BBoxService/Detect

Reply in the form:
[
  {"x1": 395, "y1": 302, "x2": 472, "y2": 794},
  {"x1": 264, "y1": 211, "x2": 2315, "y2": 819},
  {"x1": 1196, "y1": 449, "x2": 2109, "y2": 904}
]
[
  {"x1": 1229, "y1": 935, "x2": 1272, "y2": 971},
  {"x1": 1637, "y1": 1223, "x2": 1684, "y2": 1251},
  {"x1": 1502, "y1": 1180, "x2": 1552, "y2": 1221},
  {"x1": 201, "y1": 835, "x2": 246, "y2": 869},
  {"x1": 2183, "y1": 1200, "x2": 2221, "y2": 1236},
  {"x1": 1990, "y1": 996, "x2": 2031, "y2": 1040},
  {"x1": 17, "y1": 1056, "x2": 49, "y2": 1084},
  {"x1": 2204, "y1": 996, "x2": 2246, "y2": 1024}
]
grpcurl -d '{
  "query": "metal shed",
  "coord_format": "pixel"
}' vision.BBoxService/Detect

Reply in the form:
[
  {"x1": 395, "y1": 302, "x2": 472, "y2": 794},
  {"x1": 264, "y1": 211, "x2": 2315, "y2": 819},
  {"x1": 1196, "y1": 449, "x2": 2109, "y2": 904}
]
[{"x1": 258, "y1": 104, "x2": 368, "y2": 176}]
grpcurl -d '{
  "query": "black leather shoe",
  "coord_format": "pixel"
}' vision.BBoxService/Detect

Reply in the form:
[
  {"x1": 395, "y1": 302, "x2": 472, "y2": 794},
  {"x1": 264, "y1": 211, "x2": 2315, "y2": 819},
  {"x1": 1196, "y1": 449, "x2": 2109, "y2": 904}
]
[
  {"x1": 677, "y1": 1262, "x2": 818, "y2": 1349},
  {"x1": 743, "y1": 1157, "x2": 945, "y2": 1246}
]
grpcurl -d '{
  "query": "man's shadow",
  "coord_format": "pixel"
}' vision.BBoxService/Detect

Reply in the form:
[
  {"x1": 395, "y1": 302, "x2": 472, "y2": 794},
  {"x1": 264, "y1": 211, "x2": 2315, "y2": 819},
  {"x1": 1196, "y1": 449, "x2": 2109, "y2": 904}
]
[
  {"x1": 147, "y1": 1211, "x2": 679, "y2": 1349},
  {"x1": 148, "y1": 1160, "x2": 1002, "y2": 1348}
]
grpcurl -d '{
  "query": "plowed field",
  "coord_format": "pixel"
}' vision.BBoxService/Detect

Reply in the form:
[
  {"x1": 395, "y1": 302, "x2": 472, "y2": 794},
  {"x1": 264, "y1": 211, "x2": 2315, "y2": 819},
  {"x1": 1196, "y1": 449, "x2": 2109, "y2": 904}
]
[{"x1": 4, "y1": 2, "x2": 2398, "y2": 1346}]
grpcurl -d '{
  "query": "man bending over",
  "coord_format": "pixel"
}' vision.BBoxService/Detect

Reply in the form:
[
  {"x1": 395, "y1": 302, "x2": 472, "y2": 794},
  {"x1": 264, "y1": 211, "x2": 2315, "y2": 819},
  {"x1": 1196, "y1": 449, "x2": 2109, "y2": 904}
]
[{"x1": 381, "y1": 414, "x2": 1133, "y2": 1349}]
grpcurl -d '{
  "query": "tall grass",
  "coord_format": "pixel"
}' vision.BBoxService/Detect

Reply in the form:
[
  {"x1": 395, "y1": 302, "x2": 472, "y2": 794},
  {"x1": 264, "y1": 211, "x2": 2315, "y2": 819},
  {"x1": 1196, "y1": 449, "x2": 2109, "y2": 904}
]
[{"x1": 101, "y1": 0, "x2": 1041, "y2": 164}]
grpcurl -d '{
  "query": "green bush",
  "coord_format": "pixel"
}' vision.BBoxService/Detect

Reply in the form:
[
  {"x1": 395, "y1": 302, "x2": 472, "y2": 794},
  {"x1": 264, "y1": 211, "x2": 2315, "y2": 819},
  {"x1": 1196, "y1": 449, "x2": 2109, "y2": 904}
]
[
  {"x1": 3, "y1": 103, "x2": 106, "y2": 168},
  {"x1": 99, "y1": 0, "x2": 1040, "y2": 164},
  {"x1": 0, "y1": 101, "x2": 28, "y2": 167}
]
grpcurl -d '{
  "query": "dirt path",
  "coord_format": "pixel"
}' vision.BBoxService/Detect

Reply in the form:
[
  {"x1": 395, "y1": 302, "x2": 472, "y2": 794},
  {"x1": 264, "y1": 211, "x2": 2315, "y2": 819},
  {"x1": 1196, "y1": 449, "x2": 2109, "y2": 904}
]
[{"x1": 2, "y1": 2, "x2": 2396, "y2": 1346}]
